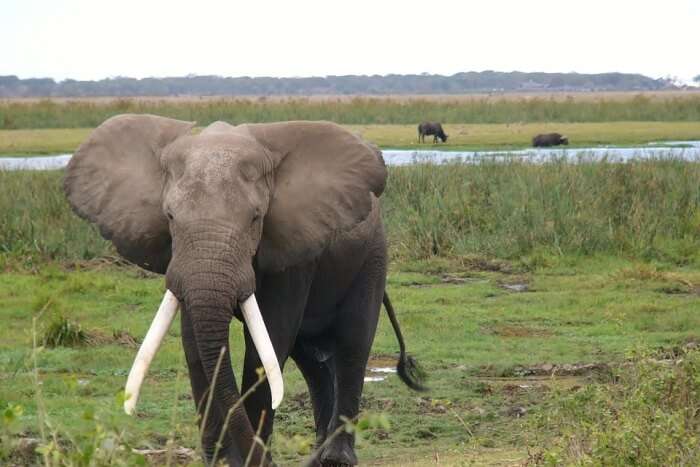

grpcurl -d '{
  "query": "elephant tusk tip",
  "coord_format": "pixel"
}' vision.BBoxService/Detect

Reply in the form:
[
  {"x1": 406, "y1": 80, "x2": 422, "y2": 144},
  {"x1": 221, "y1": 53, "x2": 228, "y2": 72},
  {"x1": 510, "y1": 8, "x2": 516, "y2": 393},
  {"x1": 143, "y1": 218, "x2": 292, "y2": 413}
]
[
  {"x1": 124, "y1": 398, "x2": 136, "y2": 415},
  {"x1": 271, "y1": 384, "x2": 283, "y2": 410}
]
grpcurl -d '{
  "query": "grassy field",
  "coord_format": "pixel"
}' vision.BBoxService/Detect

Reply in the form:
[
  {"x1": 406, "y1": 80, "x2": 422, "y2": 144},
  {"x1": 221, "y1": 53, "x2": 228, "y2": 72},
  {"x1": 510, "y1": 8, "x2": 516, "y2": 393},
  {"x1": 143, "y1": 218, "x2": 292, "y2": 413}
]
[
  {"x1": 2, "y1": 122, "x2": 700, "y2": 155},
  {"x1": 2, "y1": 255, "x2": 699, "y2": 465},
  {"x1": 0, "y1": 257, "x2": 700, "y2": 465},
  {"x1": 2, "y1": 115, "x2": 700, "y2": 464},
  {"x1": 2, "y1": 93, "x2": 700, "y2": 129}
]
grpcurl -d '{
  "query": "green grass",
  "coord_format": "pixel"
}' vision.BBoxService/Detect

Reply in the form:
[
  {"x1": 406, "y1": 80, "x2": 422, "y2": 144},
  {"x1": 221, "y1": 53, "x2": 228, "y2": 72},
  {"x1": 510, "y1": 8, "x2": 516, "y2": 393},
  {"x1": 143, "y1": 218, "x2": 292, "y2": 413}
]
[
  {"x1": 0, "y1": 128, "x2": 91, "y2": 155},
  {"x1": 2, "y1": 143, "x2": 700, "y2": 463},
  {"x1": 2, "y1": 122, "x2": 700, "y2": 155},
  {"x1": 2, "y1": 94, "x2": 700, "y2": 129},
  {"x1": 1, "y1": 256, "x2": 699, "y2": 465}
]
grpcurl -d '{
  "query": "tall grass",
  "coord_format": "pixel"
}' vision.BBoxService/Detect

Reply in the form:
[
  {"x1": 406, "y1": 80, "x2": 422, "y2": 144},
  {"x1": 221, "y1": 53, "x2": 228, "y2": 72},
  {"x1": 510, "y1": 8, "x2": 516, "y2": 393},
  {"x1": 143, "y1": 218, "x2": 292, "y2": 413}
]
[
  {"x1": 0, "y1": 171, "x2": 112, "y2": 264},
  {"x1": 2, "y1": 94, "x2": 700, "y2": 129},
  {"x1": 3, "y1": 158, "x2": 700, "y2": 266},
  {"x1": 382, "y1": 158, "x2": 700, "y2": 262}
]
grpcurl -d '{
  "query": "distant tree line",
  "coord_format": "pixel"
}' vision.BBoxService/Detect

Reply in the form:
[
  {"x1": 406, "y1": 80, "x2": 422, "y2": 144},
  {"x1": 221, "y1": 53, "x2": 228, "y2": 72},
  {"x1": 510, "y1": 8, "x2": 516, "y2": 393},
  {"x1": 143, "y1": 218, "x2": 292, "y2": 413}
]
[{"x1": 0, "y1": 71, "x2": 675, "y2": 97}]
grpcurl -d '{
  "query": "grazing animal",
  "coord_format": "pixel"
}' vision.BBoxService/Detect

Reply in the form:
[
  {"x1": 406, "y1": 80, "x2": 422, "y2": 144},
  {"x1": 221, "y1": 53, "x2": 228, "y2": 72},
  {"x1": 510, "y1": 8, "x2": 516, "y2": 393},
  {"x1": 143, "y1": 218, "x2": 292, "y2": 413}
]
[
  {"x1": 64, "y1": 114, "x2": 426, "y2": 467},
  {"x1": 532, "y1": 133, "x2": 569, "y2": 147},
  {"x1": 418, "y1": 122, "x2": 448, "y2": 143}
]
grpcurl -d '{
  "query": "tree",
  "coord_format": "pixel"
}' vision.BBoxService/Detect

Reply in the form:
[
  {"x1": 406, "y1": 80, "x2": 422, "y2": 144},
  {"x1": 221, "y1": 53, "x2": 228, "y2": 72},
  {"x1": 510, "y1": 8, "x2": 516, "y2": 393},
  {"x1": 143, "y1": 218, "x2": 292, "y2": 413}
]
[{"x1": 694, "y1": 75, "x2": 700, "y2": 85}]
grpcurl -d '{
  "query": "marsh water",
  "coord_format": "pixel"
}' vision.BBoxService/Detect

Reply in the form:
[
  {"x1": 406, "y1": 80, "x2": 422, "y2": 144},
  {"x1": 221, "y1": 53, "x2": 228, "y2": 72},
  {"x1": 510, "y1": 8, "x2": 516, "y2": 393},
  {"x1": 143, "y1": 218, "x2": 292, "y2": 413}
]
[
  {"x1": 381, "y1": 141, "x2": 700, "y2": 166},
  {"x1": 2, "y1": 142, "x2": 700, "y2": 171}
]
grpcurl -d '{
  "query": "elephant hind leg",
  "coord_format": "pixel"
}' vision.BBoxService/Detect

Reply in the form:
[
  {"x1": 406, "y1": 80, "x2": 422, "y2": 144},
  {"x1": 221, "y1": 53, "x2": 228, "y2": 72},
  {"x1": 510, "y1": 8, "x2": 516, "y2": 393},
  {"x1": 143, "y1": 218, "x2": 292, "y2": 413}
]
[
  {"x1": 290, "y1": 339, "x2": 337, "y2": 454},
  {"x1": 320, "y1": 253, "x2": 386, "y2": 466}
]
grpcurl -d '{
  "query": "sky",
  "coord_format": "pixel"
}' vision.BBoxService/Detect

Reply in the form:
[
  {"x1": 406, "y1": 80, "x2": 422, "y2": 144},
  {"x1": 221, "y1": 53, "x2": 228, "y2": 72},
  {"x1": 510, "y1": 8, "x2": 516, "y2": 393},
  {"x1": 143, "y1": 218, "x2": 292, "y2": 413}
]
[{"x1": 2, "y1": 0, "x2": 698, "y2": 83}]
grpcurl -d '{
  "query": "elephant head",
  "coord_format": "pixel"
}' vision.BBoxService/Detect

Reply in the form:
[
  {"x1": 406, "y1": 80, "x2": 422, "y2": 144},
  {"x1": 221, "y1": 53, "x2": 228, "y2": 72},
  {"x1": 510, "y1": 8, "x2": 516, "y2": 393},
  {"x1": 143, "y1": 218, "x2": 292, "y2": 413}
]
[{"x1": 64, "y1": 114, "x2": 386, "y2": 463}]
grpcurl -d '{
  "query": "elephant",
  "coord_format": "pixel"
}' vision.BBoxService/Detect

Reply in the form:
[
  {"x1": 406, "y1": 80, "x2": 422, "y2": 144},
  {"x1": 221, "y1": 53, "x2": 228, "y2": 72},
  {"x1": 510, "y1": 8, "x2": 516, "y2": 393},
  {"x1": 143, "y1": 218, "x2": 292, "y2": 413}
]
[
  {"x1": 532, "y1": 132, "x2": 569, "y2": 147},
  {"x1": 63, "y1": 114, "x2": 426, "y2": 466},
  {"x1": 417, "y1": 122, "x2": 448, "y2": 143}
]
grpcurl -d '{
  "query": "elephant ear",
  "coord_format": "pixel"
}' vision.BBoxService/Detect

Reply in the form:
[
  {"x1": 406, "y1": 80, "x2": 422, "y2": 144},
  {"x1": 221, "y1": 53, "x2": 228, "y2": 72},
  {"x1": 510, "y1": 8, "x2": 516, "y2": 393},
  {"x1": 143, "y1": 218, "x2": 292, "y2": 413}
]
[
  {"x1": 244, "y1": 121, "x2": 387, "y2": 272},
  {"x1": 64, "y1": 114, "x2": 195, "y2": 273}
]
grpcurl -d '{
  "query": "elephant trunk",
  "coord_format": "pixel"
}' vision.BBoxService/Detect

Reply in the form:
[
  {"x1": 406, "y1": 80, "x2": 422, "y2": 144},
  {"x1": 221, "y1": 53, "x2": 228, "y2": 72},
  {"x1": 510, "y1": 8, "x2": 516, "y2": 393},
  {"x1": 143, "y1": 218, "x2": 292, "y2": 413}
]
[
  {"x1": 184, "y1": 285, "x2": 269, "y2": 466},
  {"x1": 161, "y1": 229, "x2": 274, "y2": 465}
]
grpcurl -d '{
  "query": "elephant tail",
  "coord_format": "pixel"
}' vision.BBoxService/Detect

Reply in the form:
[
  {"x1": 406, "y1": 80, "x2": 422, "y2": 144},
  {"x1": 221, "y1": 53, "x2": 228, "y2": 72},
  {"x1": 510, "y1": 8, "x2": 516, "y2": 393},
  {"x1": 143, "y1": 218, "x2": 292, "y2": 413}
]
[{"x1": 383, "y1": 292, "x2": 428, "y2": 391}]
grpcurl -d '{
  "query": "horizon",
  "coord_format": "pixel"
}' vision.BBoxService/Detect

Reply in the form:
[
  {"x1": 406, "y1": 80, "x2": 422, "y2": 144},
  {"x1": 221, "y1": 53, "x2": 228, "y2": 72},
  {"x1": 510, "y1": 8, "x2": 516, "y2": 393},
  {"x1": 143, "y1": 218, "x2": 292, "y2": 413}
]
[{"x1": 1, "y1": 69, "x2": 682, "y2": 83}]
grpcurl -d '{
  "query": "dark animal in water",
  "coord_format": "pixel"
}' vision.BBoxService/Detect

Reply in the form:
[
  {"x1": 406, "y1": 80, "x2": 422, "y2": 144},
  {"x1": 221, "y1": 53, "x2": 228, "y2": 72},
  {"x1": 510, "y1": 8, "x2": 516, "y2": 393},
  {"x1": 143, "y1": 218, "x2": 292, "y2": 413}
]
[
  {"x1": 532, "y1": 133, "x2": 569, "y2": 147},
  {"x1": 418, "y1": 122, "x2": 448, "y2": 143}
]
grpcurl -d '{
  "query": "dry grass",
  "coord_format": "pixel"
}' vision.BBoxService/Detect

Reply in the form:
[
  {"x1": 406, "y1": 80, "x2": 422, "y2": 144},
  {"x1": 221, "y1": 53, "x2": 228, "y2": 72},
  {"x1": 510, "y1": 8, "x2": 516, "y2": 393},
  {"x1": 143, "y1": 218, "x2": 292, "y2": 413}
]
[{"x1": 3, "y1": 90, "x2": 698, "y2": 104}]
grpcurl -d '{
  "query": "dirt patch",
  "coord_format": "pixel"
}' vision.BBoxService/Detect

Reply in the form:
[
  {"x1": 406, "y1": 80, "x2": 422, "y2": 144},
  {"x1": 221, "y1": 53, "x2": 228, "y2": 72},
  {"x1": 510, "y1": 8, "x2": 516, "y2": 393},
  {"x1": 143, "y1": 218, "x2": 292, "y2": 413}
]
[
  {"x1": 497, "y1": 275, "x2": 532, "y2": 293},
  {"x1": 401, "y1": 280, "x2": 433, "y2": 288},
  {"x1": 360, "y1": 394, "x2": 395, "y2": 411},
  {"x1": 414, "y1": 396, "x2": 451, "y2": 415},
  {"x1": 657, "y1": 283, "x2": 700, "y2": 296},
  {"x1": 616, "y1": 266, "x2": 699, "y2": 294},
  {"x1": 7, "y1": 437, "x2": 41, "y2": 466},
  {"x1": 508, "y1": 362, "x2": 611, "y2": 377},
  {"x1": 460, "y1": 255, "x2": 515, "y2": 274},
  {"x1": 501, "y1": 382, "x2": 550, "y2": 397},
  {"x1": 441, "y1": 274, "x2": 469, "y2": 285},
  {"x1": 481, "y1": 325, "x2": 552, "y2": 338},
  {"x1": 651, "y1": 339, "x2": 700, "y2": 359},
  {"x1": 6, "y1": 437, "x2": 197, "y2": 467},
  {"x1": 475, "y1": 375, "x2": 582, "y2": 395},
  {"x1": 133, "y1": 447, "x2": 196, "y2": 465},
  {"x1": 401, "y1": 273, "x2": 482, "y2": 287},
  {"x1": 440, "y1": 272, "x2": 486, "y2": 285},
  {"x1": 368, "y1": 354, "x2": 398, "y2": 368},
  {"x1": 286, "y1": 391, "x2": 311, "y2": 412},
  {"x1": 87, "y1": 329, "x2": 140, "y2": 348},
  {"x1": 503, "y1": 405, "x2": 528, "y2": 418}
]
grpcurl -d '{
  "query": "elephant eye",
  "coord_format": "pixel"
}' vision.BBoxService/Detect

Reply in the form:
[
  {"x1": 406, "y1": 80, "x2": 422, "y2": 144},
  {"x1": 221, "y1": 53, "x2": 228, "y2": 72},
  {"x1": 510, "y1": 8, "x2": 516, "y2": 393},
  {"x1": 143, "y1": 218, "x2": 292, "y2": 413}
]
[{"x1": 166, "y1": 211, "x2": 174, "y2": 221}]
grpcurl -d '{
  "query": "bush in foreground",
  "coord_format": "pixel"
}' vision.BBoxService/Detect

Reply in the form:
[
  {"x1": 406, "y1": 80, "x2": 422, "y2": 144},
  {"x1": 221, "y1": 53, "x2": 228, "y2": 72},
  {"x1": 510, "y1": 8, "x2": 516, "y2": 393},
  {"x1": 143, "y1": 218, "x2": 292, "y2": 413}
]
[{"x1": 533, "y1": 346, "x2": 700, "y2": 466}]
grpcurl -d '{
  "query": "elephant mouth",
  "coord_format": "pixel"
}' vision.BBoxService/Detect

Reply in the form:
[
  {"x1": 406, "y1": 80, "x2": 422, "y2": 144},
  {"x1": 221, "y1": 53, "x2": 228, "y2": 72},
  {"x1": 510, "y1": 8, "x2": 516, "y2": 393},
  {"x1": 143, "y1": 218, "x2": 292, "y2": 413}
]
[{"x1": 122, "y1": 289, "x2": 284, "y2": 415}]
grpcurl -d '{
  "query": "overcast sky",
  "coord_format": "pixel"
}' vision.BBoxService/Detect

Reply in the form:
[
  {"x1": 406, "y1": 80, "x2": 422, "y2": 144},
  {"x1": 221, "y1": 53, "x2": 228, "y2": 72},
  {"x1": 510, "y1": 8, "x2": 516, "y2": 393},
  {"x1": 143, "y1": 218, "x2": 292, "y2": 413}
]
[{"x1": 2, "y1": 0, "x2": 698, "y2": 83}]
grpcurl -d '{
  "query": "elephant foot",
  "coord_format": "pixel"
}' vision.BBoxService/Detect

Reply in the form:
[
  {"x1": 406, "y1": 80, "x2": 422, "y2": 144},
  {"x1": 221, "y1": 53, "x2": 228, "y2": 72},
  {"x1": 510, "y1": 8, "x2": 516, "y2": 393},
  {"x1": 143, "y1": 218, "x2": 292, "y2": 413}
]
[{"x1": 319, "y1": 441, "x2": 358, "y2": 466}]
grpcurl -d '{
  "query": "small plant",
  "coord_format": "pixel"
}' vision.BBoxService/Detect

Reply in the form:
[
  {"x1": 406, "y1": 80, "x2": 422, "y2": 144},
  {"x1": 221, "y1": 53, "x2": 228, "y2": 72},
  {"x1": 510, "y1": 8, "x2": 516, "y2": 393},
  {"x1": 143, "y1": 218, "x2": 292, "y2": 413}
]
[
  {"x1": 0, "y1": 401, "x2": 24, "y2": 462},
  {"x1": 42, "y1": 315, "x2": 88, "y2": 348}
]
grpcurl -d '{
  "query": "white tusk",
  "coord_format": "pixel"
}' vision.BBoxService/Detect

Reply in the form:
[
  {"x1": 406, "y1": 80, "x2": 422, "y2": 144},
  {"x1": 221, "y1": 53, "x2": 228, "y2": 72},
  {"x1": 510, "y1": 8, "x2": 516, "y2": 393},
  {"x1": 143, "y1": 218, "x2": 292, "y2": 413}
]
[
  {"x1": 124, "y1": 290, "x2": 180, "y2": 415},
  {"x1": 240, "y1": 294, "x2": 284, "y2": 410}
]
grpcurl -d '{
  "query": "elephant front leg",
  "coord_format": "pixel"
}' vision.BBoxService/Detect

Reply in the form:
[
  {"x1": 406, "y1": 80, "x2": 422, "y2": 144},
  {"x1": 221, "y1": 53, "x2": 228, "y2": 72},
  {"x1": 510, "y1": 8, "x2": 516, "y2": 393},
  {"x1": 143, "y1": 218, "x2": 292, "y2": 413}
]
[
  {"x1": 241, "y1": 339, "x2": 276, "y2": 445},
  {"x1": 181, "y1": 309, "x2": 242, "y2": 465},
  {"x1": 241, "y1": 262, "x2": 316, "y2": 449}
]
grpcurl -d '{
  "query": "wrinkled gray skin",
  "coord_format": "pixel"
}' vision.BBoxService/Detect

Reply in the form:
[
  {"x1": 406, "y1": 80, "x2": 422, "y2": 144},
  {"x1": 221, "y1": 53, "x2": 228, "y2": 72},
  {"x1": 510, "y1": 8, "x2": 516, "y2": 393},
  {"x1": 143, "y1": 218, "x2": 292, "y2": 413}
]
[{"x1": 63, "y1": 115, "x2": 393, "y2": 466}]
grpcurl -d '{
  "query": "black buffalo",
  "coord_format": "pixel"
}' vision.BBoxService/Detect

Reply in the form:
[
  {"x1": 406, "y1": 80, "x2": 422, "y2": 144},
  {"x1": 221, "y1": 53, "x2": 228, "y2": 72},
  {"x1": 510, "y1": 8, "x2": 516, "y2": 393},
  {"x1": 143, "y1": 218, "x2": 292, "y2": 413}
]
[
  {"x1": 532, "y1": 133, "x2": 569, "y2": 147},
  {"x1": 418, "y1": 122, "x2": 448, "y2": 143}
]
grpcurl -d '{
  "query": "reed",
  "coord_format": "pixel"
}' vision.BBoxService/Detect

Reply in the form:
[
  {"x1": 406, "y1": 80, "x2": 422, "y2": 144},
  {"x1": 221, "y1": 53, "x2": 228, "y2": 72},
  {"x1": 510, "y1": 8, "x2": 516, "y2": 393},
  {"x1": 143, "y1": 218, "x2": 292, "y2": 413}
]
[
  {"x1": 3, "y1": 157, "x2": 700, "y2": 266},
  {"x1": 2, "y1": 94, "x2": 700, "y2": 129}
]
